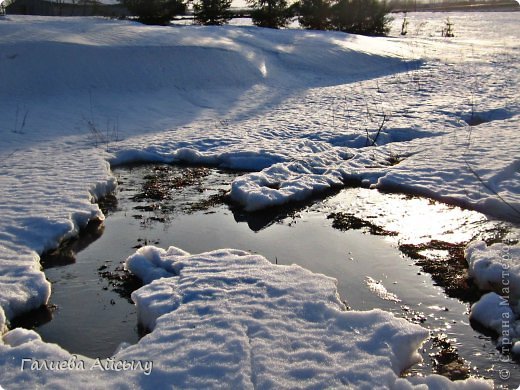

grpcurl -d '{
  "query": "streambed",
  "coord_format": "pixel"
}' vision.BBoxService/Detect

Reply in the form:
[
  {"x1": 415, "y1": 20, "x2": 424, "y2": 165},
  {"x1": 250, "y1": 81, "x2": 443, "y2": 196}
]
[{"x1": 16, "y1": 164, "x2": 520, "y2": 386}]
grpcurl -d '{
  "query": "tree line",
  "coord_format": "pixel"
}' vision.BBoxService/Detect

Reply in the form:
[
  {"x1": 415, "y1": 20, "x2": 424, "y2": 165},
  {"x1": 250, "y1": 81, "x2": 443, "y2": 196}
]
[{"x1": 121, "y1": 0, "x2": 392, "y2": 36}]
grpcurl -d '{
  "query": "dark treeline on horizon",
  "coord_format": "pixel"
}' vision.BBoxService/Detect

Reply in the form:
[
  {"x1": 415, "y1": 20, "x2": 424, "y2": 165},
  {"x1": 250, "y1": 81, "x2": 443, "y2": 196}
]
[{"x1": 3, "y1": 0, "x2": 518, "y2": 33}]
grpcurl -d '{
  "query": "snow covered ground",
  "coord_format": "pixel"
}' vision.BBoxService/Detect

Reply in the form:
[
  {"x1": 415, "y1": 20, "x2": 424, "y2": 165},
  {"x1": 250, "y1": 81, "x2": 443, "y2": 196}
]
[{"x1": 0, "y1": 12, "x2": 518, "y2": 388}]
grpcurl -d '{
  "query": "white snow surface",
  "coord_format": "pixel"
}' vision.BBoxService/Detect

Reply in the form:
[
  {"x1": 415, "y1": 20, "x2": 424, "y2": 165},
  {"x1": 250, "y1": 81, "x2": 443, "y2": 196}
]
[
  {"x1": 466, "y1": 241, "x2": 520, "y2": 303},
  {"x1": 0, "y1": 12, "x2": 518, "y2": 388},
  {"x1": 466, "y1": 241, "x2": 520, "y2": 349},
  {"x1": 126, "y1": 245, "x2": 429, "y2": 388},
  {"x1": 469, "y1": 292, "x2": 519, "y2": 347}
]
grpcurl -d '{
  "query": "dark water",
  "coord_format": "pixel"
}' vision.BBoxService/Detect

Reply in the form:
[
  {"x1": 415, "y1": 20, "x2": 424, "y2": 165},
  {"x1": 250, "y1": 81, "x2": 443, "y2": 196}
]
[{"x1": 16, "y1": 164, "x2": 519, "y2": 388}]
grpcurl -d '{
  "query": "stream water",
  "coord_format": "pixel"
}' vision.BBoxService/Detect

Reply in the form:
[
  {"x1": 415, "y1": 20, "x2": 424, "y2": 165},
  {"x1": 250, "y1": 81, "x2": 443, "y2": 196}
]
[{"x1": 14, "y1": 164, "x2": 519, "y2": 387}]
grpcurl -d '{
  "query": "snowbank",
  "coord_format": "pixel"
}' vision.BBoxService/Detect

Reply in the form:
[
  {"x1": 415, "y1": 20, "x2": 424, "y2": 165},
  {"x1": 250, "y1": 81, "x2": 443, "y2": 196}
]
[
  {"x1": 121, "y1": 245, "x2": 490, "y2": 389},
  {"x1": 0, "y1": 143, "x2": 116, "y2": 321},
  {"x1": 466, "y1": 241, "x2": 520, "y2": 303},
  {"x1": 125, "y1": 245, "x2": 429, "y2": 388},
  {"x1": 466, "y1": 241, "x2": 520, "y2": 354},
  {"x1": 0, "y1": 16, "x2": 409, "y2": 100}
]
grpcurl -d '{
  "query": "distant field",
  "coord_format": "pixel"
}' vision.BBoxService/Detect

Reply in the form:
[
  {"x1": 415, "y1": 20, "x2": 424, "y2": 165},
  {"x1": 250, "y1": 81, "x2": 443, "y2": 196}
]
[{"x1": 391, "y1": 0, "x2": 519, "y2": 12}]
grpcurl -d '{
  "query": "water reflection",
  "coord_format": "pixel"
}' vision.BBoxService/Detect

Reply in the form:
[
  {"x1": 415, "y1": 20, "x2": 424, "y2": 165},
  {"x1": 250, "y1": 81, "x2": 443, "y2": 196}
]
[
  {"x1": 321, "y1": 188, "x2": 511, "y2": 245},
  {"x1": 11, "y1": 304, "x2": 55, "y2": 330},
  {"x1": 41, "y1": 219, "x2": 105, "y2": 269}
]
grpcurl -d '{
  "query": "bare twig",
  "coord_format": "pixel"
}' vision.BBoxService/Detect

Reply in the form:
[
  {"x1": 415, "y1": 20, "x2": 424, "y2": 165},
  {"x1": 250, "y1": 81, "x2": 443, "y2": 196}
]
[
  {"x1": 13, "y1": 104, "x2": 29, "y2": 134},
  {"x1": 85, "y1": 92, "x2": 120, "y2": 150},
  {"x1": 365, "y1": 113, "x2": 387, "y2": 147}
]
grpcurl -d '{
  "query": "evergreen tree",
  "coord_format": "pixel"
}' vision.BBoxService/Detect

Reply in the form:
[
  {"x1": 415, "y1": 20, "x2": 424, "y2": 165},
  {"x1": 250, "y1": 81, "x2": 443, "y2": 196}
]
[
  {"x1": 330, "y1": 0, "x2": 392, "y2": 36},
  {"x1": 194, "y1": 0, "x2": 232, "y2": 25},
  {"x1": 121, "y1": 0, "x2": 186, "y2": 25},
  {"x1": 248, "y1": 0, "x2": 291, "y2": 29},
  {"x1": 297, "y1": 0, "x2": 332, "y2": 30}
]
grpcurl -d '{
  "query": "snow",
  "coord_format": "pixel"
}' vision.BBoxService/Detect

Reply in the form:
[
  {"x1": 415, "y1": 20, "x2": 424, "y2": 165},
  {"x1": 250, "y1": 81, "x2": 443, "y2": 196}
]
[
  {"x1": 466, "y1": 241, "x2": 520, "y2": 349},
  {"x1": 125, "y1": 245, "x2": 430, "y2": 388},
  {"x1": 0, "y1": 12, "x2": 518, "y2": 388},
  {"x1": 395, "y1": 376, "x2": 494, "y2": 390},
  {"x1": 469, "y1": 290, "x2": 520, "y2": 358},
  {"x1": 469, "y1": 292, "x2": 515, "y2": 336},
  {"x1": 466, "y1": 241, "x2": 520, "y2": 303},
  {"x1": 0, "y1": 244, "x2": 492, "y2": 388},
  {"x1": 513, "y1": 341, "x2": 520, "y2": 356}
]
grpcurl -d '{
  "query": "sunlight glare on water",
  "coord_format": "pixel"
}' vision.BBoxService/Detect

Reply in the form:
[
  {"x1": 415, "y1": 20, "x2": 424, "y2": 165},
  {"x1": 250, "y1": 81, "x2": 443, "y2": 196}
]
[{"x1": 322, "y1": 188, "x2": 496, "y2": 245}]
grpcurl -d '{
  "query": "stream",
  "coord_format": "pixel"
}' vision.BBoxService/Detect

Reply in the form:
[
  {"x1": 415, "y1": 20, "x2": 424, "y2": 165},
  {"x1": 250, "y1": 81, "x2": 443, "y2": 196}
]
[{"x1": 13, "y1": 163, "x2": 520, "y2": 387}]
